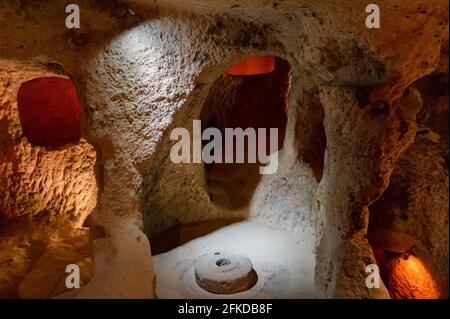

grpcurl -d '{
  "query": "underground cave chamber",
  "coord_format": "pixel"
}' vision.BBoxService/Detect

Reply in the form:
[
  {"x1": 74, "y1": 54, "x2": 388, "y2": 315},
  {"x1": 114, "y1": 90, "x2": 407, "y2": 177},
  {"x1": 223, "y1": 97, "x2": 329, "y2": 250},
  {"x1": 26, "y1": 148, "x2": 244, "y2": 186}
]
[
  {"x1": 0, "y1": 0, "x2": 448, "y2": 300},
  {"x1": 145, "y1": 56, "x2": 319, "y2": 298},
  {"x1": 0, "y1": 73, "x2": 97, "y2": 298}
]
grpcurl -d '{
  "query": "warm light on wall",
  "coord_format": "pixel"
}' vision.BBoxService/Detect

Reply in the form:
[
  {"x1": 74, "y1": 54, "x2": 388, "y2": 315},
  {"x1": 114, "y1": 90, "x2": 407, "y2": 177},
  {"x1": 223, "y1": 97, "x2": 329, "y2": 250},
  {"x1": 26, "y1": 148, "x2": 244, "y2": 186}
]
[
  {"x1": 226, "y1": 56, "x2": 275, "y2": 76},
  {"x1": 17, "y1": 77, "x2": 83, "y2": 147},
  {"x1": 386, "y1": 254, "x2": 441, "y2": 299}
]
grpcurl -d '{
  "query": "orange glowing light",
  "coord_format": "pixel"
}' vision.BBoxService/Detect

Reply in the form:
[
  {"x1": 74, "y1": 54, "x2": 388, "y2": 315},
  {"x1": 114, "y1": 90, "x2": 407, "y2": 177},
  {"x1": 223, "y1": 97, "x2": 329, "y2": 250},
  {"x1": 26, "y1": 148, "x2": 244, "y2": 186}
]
[
  {"x1": 226, "y1": 56, "x2": 275, "y2": 76},
  {"x1": 387, "y1": 254, "x2": 441, "y2": 299}
]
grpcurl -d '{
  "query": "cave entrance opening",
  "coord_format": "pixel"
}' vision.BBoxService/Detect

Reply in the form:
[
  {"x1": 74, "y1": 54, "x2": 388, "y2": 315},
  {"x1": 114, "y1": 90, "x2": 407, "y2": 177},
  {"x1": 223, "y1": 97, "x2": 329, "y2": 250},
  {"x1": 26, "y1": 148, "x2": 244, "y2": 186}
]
[
  {"x1": 199, "y1": 56, "x2": 291, "y2": 211},
  {"x1": 150, "y1": 56, "x2": 292, "y2": 254},
  {"x1": 149, "y1": 56, "x2": 319, "y2": 299},
  {"x1": 17, "y1": 77, "x2": 83, "y2": 147}
]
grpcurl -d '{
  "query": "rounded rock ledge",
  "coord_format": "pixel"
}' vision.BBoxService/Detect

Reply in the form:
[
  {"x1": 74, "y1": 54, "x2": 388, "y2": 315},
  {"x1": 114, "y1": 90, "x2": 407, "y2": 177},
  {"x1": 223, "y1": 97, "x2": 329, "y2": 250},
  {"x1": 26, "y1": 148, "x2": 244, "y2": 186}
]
[{"x1": 194, "y1": 252, "x2": 258, "y2": 294}]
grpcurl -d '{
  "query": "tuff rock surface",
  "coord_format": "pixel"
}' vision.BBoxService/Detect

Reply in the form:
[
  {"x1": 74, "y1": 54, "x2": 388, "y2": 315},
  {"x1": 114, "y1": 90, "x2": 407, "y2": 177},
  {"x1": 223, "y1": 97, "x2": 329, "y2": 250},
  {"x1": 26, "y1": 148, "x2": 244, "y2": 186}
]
[{"x1": 0, "y1": 0, "x2": 448, "y2": 298}]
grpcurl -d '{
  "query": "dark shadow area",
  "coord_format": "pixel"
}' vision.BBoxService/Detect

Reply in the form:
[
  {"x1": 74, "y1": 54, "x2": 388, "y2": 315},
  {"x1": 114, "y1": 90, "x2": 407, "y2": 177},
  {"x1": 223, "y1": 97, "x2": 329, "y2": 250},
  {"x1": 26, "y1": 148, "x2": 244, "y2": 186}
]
[
  {"x1": 150, "y1": 218, "x2": 243, "y2": 255},
  {"x1": 368, "y1": 72, "x2": 449, "y2": 299},
  {"x1": 199, "y1": 56, "x2": 292, "y2": 210},
  {"x1": 17, "y1": 77, "x2": 83, "y2": 147}
]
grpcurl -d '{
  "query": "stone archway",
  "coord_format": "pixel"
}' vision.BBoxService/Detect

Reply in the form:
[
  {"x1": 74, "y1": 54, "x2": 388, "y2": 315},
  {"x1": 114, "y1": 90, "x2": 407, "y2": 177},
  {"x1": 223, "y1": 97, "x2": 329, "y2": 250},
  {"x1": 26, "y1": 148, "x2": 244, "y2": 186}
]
[{"x1": 200, "y1": 56, "x2": 291, "y2": 210}]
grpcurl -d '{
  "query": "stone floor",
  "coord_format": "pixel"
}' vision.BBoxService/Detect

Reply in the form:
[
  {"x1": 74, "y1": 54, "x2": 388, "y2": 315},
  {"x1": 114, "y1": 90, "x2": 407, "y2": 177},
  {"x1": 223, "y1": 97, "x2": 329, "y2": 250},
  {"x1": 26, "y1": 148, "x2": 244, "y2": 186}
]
[{"x1": 153, "y1": 220, "x2": 317, "y2": 299}]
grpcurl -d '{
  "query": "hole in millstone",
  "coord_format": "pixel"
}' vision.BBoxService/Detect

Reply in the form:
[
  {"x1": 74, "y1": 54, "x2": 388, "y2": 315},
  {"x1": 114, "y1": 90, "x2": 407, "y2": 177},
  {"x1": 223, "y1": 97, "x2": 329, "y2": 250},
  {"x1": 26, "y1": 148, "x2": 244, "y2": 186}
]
[{"x1": 216, "y1": 258, "x2": 231, "y2": 267}]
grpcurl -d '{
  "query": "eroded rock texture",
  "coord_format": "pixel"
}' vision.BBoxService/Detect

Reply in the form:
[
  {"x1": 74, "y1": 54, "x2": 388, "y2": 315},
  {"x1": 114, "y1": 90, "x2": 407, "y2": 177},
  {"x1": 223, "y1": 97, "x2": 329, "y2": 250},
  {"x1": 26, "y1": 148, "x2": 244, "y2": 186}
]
[
  {"x1": 200, "y1": 57, "x2": 290, "y2": 210},
  {"x1": 0, "y1": 61, "x2": 97, "y2": 298},
  {"x1": 369, "y1": 69, "x2": 449, "y2": 298},
  {"x1": 0, "y1": 0, "x2": 448, "y2": 299},
  {"x1": 369, "y1": 137, "x2": 449, "y2": 298}
]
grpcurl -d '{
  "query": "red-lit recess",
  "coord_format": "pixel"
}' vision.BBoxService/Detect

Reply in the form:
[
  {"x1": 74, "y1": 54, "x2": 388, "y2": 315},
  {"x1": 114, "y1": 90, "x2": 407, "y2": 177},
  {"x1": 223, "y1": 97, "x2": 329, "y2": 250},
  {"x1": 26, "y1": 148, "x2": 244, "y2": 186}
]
[
  {"x1": 225, "y1": 56, "x2": 275, "y2": 76},
  {"x1": 17, "y1": 77, "x2": 83, "y2": 147}
]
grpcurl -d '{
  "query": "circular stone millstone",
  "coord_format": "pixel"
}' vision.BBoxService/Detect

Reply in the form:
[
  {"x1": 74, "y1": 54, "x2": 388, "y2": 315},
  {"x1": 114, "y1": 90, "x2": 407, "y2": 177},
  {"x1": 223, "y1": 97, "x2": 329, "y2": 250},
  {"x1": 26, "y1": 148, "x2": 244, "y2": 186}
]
[{"x1": 194, "y1": 252, "x2": 258, "y2": 294}]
